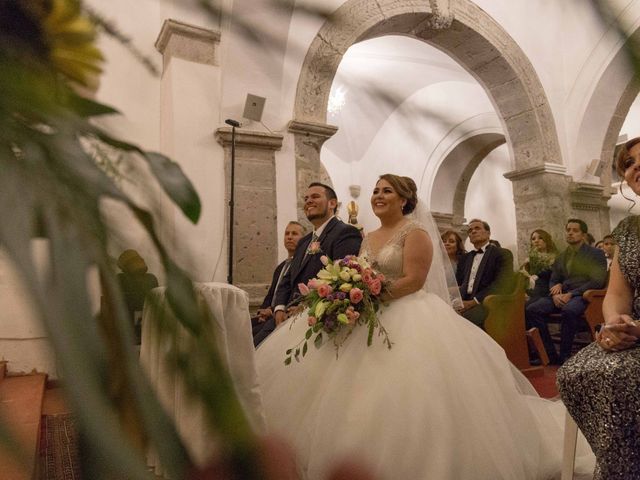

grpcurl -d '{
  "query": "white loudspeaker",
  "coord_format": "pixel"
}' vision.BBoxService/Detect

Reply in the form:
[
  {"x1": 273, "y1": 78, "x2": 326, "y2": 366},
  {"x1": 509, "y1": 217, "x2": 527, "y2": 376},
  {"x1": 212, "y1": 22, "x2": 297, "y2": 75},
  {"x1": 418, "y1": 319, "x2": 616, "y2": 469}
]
[{"x1": 243, "y1": 94, "x2": 266, "y2": 122}]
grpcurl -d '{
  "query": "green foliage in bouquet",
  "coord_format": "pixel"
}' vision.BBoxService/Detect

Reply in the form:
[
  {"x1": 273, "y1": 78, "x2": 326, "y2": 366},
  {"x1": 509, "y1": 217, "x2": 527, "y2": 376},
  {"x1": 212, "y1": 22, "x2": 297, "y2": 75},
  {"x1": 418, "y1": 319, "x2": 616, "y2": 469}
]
[{"x1": 527, "y1": 249, "x2": 556, "y2": 276}]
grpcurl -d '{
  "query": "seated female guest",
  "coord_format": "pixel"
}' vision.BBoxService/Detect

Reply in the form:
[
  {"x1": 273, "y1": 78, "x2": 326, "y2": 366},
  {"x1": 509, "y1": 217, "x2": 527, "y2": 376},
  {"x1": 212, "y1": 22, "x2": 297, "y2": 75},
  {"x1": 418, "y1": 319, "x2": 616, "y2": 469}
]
[
  {"x1": 441, "y1": 229, "x2": 465, "y2": 271},
  {"x1": 519, "y1": 229, "x2": 557, "y2": 304},
  {"x1": 557, "y1": 136, "x2": 640, "y2": 479}
]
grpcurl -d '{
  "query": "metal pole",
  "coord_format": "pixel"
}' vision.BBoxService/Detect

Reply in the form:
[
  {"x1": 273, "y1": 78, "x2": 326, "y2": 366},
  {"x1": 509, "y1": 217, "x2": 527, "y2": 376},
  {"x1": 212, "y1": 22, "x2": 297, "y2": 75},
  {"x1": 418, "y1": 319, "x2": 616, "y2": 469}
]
[{"x1": 228, "y1": 125, "x2": 236, "y2": 284}]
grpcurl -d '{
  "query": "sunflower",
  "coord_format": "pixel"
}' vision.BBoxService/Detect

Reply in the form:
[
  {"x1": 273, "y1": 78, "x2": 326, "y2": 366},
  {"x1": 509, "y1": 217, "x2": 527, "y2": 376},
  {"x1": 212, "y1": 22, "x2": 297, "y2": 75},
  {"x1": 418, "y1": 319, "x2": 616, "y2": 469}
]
[{"x1": 43, "y1": 0, "x2": 104, "y2": 89}]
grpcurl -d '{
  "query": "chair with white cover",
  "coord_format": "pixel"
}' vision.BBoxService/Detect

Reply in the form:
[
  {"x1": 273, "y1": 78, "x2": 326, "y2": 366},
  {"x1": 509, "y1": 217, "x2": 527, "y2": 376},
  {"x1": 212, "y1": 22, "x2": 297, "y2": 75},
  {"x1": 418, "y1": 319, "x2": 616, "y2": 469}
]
[{"x1": 140, "y1": 283, "x2": 265, "y2": 477}]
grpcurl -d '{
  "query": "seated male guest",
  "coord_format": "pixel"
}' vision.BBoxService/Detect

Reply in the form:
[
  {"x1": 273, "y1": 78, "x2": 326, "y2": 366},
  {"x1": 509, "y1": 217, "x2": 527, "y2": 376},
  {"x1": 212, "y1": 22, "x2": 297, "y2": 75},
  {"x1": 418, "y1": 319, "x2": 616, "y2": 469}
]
[
  {"x1": 525, "y1": 219, "x2": 607, "y2": 364},
  {"x1": 601, "y1": 234, "x2": 616, "y2": 271},
  {"x1": 455, "y1": 219, "x2": 514, "y2": 329},
  {"x1": 251, "y1": 221, "x2": 305, "y2": 344},
  {"x1": 253, "y1": 183, "x2": 362, "y2": 346}
]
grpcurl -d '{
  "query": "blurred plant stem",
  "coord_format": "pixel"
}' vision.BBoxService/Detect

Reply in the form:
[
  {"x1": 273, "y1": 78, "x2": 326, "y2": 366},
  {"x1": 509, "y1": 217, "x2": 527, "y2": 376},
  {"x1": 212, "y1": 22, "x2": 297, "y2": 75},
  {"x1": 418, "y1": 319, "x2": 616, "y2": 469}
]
[{"x1": 0, "y1": 0, "x2": 260, "y2": 478}]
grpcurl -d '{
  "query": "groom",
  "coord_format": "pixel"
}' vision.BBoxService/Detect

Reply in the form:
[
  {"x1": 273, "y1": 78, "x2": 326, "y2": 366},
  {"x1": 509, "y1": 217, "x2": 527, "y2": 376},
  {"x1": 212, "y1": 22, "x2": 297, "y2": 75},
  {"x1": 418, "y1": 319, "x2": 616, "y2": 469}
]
[{"x1": 253, "y1": 182, "x2": 362, "y2": 346}]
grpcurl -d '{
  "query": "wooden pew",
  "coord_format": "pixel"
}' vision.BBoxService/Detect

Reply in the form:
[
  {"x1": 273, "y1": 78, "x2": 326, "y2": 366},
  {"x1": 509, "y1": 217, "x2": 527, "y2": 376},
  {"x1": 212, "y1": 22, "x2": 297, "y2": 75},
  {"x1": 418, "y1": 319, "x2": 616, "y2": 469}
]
[{"x1": 483, "y1": 275, "x2": 547, "y2": 377}]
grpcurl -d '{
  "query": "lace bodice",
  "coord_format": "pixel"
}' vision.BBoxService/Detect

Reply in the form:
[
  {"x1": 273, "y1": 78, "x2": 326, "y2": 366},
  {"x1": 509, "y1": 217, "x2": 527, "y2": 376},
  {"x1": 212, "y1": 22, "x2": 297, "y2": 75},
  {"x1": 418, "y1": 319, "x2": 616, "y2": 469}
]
[{"x1": 360, "y1": 220, "x2": 427, "y2": 281}]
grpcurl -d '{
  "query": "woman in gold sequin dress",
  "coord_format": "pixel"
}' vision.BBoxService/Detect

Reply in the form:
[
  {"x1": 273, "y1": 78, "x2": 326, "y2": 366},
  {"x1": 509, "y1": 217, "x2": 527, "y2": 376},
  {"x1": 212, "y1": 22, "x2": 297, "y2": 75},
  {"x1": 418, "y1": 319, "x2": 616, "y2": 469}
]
[{"x1": 558, "y1": 137, "x2": 640, "y2": 479}]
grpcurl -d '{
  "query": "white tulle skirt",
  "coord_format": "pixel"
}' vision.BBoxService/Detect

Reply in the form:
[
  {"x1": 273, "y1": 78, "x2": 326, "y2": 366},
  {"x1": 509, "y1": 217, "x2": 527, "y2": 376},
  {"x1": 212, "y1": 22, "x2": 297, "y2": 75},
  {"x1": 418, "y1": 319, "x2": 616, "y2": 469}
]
[{"x1": 256, "y1": 291, "x2": 594, "y2": 480}]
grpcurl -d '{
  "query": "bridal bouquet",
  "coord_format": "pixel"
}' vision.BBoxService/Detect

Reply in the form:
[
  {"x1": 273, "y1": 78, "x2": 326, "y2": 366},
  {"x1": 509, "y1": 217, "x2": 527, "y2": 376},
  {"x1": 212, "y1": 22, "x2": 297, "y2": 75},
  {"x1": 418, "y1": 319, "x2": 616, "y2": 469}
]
[{"x1": 285, "y1": 255, "x2": 391, "y2": 365}]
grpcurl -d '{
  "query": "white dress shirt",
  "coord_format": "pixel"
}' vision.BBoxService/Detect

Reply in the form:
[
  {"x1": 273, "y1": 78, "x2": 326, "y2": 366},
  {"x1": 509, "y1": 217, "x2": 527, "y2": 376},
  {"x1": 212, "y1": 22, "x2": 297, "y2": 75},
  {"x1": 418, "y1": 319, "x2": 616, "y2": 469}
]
[{"x1": 467, "y1": 240, "x2": 491, "y2": 296}]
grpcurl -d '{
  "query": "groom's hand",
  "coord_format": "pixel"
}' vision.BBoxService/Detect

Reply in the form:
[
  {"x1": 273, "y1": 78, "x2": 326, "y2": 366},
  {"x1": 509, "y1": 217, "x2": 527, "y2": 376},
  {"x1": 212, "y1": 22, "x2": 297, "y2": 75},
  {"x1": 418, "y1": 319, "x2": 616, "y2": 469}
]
[
  {"x1": 457, "y1": 299, "x2": 477, "y2": 312},
  {"x1": 256, "y1": 307, "x2": 273, "y2": 322}
]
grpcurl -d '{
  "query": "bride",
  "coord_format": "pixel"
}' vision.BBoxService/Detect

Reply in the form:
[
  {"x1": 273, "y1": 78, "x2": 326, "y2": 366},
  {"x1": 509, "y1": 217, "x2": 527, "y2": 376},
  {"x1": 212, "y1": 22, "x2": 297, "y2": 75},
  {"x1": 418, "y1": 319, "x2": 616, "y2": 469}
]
[{"x1": 255, "y1": 174, "x2": 593, "y2": 480}]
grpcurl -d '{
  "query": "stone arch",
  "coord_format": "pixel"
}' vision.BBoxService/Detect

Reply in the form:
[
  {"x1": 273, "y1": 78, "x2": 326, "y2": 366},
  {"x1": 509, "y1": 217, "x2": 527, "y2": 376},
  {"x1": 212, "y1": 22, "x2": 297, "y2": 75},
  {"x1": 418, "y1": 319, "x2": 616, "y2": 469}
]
[
  {"x1": 288, "y1": 0, "x2": 563, "y2": 258},
  {"x1": 573, "y1": 28, "x2": 640, "y2": 234},
  {"x1": 429, "y1": 132, "x2": 506, "y2": 229},
  {"x1": 290, "y1": 0, "x2": 561, "y2": 172},
  {"x1": 574, "y1": 29, "x2": 640, "y2": 183}
]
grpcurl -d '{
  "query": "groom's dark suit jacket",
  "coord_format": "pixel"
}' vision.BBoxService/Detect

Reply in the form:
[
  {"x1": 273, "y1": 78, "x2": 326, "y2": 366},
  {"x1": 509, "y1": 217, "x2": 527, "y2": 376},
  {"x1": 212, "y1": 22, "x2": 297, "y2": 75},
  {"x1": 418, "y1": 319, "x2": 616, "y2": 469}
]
[
  {"x1": 260, "y1": 259, "x2": 288, "y2": 309},
  {"x1": 274, "y1": 217, "x2": 363, "y2": 307},
  {"x1": 456, "y1": 244, "x2": 514, "y2": 303},
  {"x1": 253, "y1": 217, "x2": 362, "y2": 347}
]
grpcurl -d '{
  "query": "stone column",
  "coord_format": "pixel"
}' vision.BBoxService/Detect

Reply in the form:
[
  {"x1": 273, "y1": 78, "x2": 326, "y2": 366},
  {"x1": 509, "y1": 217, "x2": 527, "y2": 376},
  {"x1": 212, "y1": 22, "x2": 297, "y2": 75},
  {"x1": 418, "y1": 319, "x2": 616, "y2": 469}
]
[
  {"x1": 155, "y1": 20, "x2": 226, "y2": 283},
  {"x1": 288, "y1": 120, "x2": 338, "y2": 224},
  {"x1": 215, "y1": 128, "x2": 283, "y2": 305},
  {"x1": 569, "y1": 182, "x2": 612, "y2": 239},
  {"x1": 504, "y1": 164, "x2": 573, "y2": 262}
]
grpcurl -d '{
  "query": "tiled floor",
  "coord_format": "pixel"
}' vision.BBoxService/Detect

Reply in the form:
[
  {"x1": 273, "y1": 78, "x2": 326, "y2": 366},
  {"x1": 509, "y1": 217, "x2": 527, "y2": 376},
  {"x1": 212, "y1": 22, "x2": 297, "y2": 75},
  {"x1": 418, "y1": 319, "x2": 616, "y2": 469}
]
[
  {"x1": 0, "y1": 373, "x2": 47, "y2": 480},
  {"x1": 528, "y1": 365, "x2": 560, "y2": 399}
]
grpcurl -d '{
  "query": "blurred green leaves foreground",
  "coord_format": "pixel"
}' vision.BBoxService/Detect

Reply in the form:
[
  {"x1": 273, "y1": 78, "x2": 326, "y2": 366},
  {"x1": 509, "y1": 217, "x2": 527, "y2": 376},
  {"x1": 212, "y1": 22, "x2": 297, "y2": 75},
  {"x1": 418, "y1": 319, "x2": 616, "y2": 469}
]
[{"x1": 0, "y1": 1, "x2": 256, "y2": 478}]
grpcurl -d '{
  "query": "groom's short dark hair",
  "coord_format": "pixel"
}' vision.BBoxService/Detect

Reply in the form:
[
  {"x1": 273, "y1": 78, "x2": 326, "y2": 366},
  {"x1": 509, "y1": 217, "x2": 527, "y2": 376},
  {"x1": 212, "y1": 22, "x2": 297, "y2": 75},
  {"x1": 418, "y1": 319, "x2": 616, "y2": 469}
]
[{"x1": 308, "y1": 182, "x2": 337, "y2": 203}]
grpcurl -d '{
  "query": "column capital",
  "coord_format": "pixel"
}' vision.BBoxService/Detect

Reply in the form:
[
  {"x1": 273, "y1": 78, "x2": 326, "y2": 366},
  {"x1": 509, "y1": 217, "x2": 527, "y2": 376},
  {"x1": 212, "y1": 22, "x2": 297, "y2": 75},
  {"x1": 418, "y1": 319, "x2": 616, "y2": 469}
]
[
  {"x1": 214, "y1": 127, "x2": 284, "y2": 150},
  {"x1": 155, "y1": 19, "x2": 221, "y2": 66},
  {"x1": 503, "y1": 163, "x2": 567, "y2": 181},
  {"x1": 431, "y1": 211, "x2": 466, "y2": 232},
  {"x1": 287, "y1": 120, "x2": 338, "y2": 139},
  {"x1": 569, "y1": 182, "x2": 607, "y2": 212}
]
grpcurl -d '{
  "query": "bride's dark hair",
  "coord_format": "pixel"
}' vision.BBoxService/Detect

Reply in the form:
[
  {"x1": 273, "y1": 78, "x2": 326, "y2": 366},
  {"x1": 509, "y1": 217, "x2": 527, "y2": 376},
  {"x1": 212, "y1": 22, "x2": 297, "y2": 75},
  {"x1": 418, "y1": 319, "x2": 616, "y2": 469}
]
[{"x1": 378, "y1": 174, "x2": 418, "y2": 215}]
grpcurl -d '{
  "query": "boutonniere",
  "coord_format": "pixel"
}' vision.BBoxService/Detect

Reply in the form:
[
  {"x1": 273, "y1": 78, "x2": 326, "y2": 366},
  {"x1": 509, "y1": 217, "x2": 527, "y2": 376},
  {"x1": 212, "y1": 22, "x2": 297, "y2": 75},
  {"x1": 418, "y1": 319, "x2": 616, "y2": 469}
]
[{"x1": 306, "y1": 241, "x2": 322, "y2": 255}]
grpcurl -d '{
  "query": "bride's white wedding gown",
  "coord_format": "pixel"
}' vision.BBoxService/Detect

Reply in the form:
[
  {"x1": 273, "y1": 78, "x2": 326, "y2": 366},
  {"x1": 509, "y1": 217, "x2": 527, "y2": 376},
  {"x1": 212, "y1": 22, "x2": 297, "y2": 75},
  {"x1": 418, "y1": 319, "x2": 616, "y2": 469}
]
[{"x1": 256, "y1": 221, "x2": 594, "y2": 479}]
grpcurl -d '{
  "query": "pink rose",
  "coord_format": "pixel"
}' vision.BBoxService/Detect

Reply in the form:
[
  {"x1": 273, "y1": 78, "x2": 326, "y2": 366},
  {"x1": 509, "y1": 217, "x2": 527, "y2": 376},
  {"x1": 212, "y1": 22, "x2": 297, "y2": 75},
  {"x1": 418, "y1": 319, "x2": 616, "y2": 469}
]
[
  {"x1": 349, "y1": 287, "x2": 364, "y2": 304},
  {"x1": 320, "y1": 255, "x2": 329, "y2": 265},
  {"x1": 377, "y1": 273, "x2": 385, "y2": 282},
  {"x1": 369, "y1": 278, "x2": 382, "y2": 296},
  {"x1": 317, "y1": 284, "x2": 333, "y2": 298},
  {"x1": 307, "y1": 278, "x2": 319, "y2": 289},
  {"x1": 345, "y1": 306, "x2": 360, "y2": 324},
  {"x1": 362, "y1": 269, "x2": 374, "y2": 284},
  {"x1": 308, "y1": 316, "x2": 317, "y2": 326},
  {"x1": 298, "y1": 282, "x2": 310, "y2": 296}
]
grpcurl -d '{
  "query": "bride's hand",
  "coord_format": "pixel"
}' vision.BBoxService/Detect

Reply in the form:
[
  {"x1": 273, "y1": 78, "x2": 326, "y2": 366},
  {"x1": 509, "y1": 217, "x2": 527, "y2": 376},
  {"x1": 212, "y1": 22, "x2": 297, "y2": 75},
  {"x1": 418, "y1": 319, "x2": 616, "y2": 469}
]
[{"x1": 275, "y1": 310, "x2": 286, "y2": 326}]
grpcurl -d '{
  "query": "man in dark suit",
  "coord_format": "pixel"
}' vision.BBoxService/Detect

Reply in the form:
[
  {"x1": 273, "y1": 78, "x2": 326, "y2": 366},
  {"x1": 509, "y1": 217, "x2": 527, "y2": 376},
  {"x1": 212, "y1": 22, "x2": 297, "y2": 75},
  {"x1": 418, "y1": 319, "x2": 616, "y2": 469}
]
[
  {"x1": 251, "y1": 221, "x2": 305, "y2": 344},
  {"x1": 455, "y1": 219, "x2": 514, "y2": 328},
  {"x1": 253, "y1": 183, "x2": 362, "y2": 346},
  {"x1": 525, "y1": 219, "x2": 607, "y2": 364}
]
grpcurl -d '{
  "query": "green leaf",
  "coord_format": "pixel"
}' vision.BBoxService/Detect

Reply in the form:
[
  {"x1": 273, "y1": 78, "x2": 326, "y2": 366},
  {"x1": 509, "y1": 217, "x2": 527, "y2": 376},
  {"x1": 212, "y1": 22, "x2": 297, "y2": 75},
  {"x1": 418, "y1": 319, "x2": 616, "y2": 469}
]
[
  {"x1": 84, "y1": 127, "x2": 201, "y2": 223},
  {"x1": 67, "y1": 92, "x2": 119, "y2": 117},
  {"x1": 314, "y1": 333, "x2": 323, "y2": 349},
  {"x1": 286, "y1": 348, "x2": 292, "y2": 355},
  {"x1": 144, "y1": 151, "x2": 201, "y2": 222},
  {"x1": 284, "y1": 357, "x2": 292, "y2": 365},
  {"x1": 165, "y1": 262, "x2": 202, "y2": 334},
  {"x1": 305, "y1": 328, "x2": 312, "y2": 340},
  {"x1": 302, "y1": 341, "x2": 308, "y2": 356}
]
